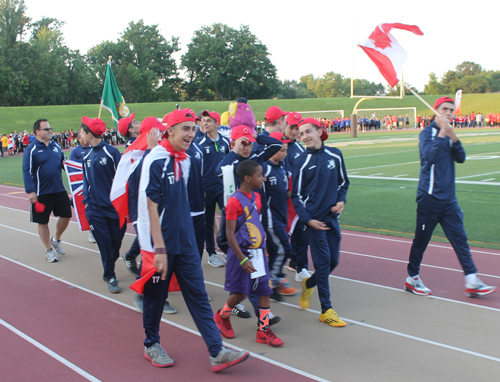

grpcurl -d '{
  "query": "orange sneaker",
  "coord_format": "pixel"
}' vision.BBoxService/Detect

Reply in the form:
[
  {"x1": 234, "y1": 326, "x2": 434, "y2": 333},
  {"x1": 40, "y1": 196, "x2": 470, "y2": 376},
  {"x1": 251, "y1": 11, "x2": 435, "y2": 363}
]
[
  {"x1": 276, "y1": 279, "x2": 298, "y2": 296},
  {"x1": 256, "y1": 329, "x2": 284, "y2": 347}
]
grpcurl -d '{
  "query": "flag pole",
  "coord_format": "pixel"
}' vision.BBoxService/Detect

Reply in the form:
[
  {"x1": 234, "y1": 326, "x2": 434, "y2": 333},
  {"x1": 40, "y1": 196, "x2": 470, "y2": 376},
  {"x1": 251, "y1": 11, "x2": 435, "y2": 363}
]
[
  {"x1": 403, "y1": 83, "x2": 440, "y2": 117},
  {"x1": 98, "y1": 56, "x2": 113, "y2": 119}
]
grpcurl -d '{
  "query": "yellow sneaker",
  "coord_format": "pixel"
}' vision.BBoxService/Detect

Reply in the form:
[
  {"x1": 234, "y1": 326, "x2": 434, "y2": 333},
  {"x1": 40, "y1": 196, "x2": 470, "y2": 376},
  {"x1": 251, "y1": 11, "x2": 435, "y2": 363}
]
[
  {"x1": 299, "y1": 278, "x2": 313, "y2": 309},
  {"x1": 319, "y1": 308, "x2": 346, "y2": 327}
]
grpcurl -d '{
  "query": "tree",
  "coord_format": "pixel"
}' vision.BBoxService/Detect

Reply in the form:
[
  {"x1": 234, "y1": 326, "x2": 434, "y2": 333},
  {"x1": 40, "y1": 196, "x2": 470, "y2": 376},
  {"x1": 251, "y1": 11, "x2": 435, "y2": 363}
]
[
  {"x1": 456, "y1": 61, "x2": 482, "y2": 77},
  {"x1": 182, "y1": 23, "x2": 280, "y2": 101},
  {"x1": 0, "y1": 0, "x2": 30, "y2": 49},
  {"x1": 423, "y1": 72, "x2": 446, "y2": 95},
  {"x1": 457, "y1": 75, "x2": 490, "y2": 93}
]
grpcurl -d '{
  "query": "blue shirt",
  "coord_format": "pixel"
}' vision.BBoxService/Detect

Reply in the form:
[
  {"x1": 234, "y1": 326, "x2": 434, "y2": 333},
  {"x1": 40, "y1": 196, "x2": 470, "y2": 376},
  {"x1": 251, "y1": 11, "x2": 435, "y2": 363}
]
[
  {"x1": 195, "y1": 133, "x2": 230, "y2": 195},
  {"x1": 292, "y1": 145, "x2": 349, "y2": 224},
  {"x1": 23, "y1": 139, "x2": 66, "y2": 196},
  {"x1": 69, "y1": 145, "x2": 91, "y2": 162},
  {"x1": 283, "y1": 140, "x2": 305, "y2": 174},
  {"x1": 82, "y1": 140, "x2": 122, "y2": 213},
  {"x1": 416, "y1": 121, "x2": 466, "y2": 201}
]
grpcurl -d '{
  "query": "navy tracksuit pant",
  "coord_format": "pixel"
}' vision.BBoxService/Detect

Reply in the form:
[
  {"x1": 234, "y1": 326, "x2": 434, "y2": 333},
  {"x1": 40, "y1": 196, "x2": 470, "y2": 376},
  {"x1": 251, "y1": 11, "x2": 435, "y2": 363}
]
[
  {"x1": 192, "y1": 214, "x2": 206, "y2": 259},
  {"x1": 267, "y1": 225, "x2": 292, "y2": 287},
  {"x1": 408, "y1": 193, "x2": 477, "y2": 277},
  {"x1": 305, "y1": 214, "x2": 341, "y2": 313},
  {"x1": 290, "y1": 223, "x2": 310, "y2": 270},
  {"x1": 127, "y1": 224, "x2": 141, "y2": 259},
  {"x1": 86, "y1": 207, "x2": 126, "y2": 280},
  {"x1": 204, "y1": 192, "x2": 224, "y2": 255},
  {"x1": 142, "y1": 249, "x2": 221, "y2": 357}
]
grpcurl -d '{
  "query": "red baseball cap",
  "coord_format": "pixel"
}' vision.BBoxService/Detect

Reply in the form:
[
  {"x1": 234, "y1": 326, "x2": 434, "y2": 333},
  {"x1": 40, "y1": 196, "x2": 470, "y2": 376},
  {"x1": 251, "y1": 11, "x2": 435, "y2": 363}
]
[
  {"x1": 201, "y1": 110, "x2": 221, "y2": 125},
  {"x1": 82, "y1": 116, "x2": 106, "y2": 136},
  {"x1": 269, "y1": 131, "x2": 291, "y2": 143},
  {"x1": 286, "y1": 112, "x2": 302, "y2": 126},
  {"x1": 162, "y1": 108, "x2": 198, "y2": 127},
  {"x1": 140, "y1": 116, "x2": 166, "y2": 134},
  {"x1": 434, "y1": 97, "x2": 454, "y2": 110},
  {"x1": 298, "y1": 118, "x2": 329, "y2": 141},
  {"x1": 117, "y1": 112, "x2": 135, "y2": 137},
  {"x1": 231, "y1": 125, "x2": 256, "y2": 143},
  {"x1": 265, "y1": 106, "x2": 289, "y2": 123}
]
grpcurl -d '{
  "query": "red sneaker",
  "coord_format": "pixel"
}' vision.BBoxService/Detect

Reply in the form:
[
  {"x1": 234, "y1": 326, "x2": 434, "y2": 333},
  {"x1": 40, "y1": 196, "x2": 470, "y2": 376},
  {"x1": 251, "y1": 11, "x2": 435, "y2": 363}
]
[
  {"x1": 214, "y1": 310, "x2": 235, "y2": 339},
  {"x1": 256, "y1": 328, "x2": 284, "y2": 347}
]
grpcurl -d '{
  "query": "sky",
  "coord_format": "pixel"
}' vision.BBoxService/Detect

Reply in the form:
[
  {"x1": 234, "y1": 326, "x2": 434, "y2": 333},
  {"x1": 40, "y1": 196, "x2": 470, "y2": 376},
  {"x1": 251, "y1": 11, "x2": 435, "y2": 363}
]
[{"x1": 23, "y1": 0, "x2": 500, "y2": 93}]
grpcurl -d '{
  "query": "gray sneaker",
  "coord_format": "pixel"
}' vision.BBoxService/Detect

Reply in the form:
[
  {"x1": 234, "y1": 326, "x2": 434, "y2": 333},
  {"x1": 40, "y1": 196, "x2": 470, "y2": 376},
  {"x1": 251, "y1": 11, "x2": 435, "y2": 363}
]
[
  {"x1": 144, "y1": 343, "x2": 174, "y2": 368},
  {"x1": 208, "y1": 253, "x2": 224, "y2": 268},
  {"x1": 210, "y1": 347, "x2": 250, "y2": 372},
  {"x1": 107, "y1": 277, "x2": 121, "y2": 294},
  {"x1": 46, "y1": 248, "x2": 58, "y2": 263},
  {"x1": 163, "y1": 300, "x2": 177, "y2": 314},
  {"x1": 50, "y1": 236, "x2": 65, "y2": 256},
  {"x1": 134, "y1": 294, "x2": 144, "y2": 313}
]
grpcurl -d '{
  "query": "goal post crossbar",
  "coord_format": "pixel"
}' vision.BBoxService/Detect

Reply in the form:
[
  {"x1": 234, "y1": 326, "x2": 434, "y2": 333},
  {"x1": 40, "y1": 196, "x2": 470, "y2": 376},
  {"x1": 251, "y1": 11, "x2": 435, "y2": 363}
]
[{"x1": 298, "y1": 110, "x2": 345, "y2": 118}]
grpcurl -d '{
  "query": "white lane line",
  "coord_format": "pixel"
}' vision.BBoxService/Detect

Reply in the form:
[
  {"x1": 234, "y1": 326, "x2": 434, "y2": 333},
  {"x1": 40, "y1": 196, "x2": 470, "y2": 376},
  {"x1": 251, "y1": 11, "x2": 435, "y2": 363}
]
[
  {"x1": 457, "y1": 171, "x2": 500, "y2": 180},
  {"x1": 368, "y1": 173, "x2": 384, "y2": 176},
  {"x1": 345, "y1": 150, "x2": 418, "y2": 159},
  {"x1": 0, "y1": 318, "x2": 101, "y2": 382},
  {"x1": 481, "y1": 178, "x2": 496, "y2": 182},
  {"x1": 349, "y1": 175, "x2": 500, "y2": 186},
  {"x1": 393, "y1": 174, "x2": 408, "y2": 177},
  {"x1": 342, "y1": 232, "x2": 500, "y2": 256},
  {"x1": 341, "y1": 250, "x2": 500, "y2": 279},
  {"x1": 0, "y1": 193, "x2": 27, "y2": 200},
  {"x1": 349, "y1": 161, "x2": 420, "y2": 171},
  {"x1": 0, "y1": 255, "x2": 328, "y2": 382}
]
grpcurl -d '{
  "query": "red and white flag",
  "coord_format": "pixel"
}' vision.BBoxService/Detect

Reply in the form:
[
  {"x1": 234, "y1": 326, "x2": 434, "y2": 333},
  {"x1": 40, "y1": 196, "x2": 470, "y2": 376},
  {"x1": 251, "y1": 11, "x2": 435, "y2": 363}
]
[
  {"x1": 358, "y1": 23, "x2": 423, "y2": 87},
  {"x1": 65, "y1": 160, "x2": 90, "y2": 231},
  {"x1": 110, "y1": 134, "x2": 149, "y2": 226}
]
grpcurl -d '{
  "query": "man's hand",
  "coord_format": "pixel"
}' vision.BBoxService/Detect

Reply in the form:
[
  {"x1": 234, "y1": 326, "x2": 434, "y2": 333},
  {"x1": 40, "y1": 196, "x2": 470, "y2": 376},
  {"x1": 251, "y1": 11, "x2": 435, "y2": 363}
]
[
  {"x1": 241, "y1": 259, "x2": 256, "y2": 274},
  {"x1": 28, "y1": 192, "x2": 37, "y2": 204},
  {"x1": 308, "y1": 219, "x2": 330, "y2": 230},
  {"x1": 331, "y1": 201, "x2": 345, "y2": 215},
  {"x1": 147, "y1": 128, "x2": 161, "y2": 149},
  {"x1": 154, "y1": 253, "x2": 168, "y2": 280},
  {"x1": 233, "y1": 136, "x2": 250, "y2": 154}
]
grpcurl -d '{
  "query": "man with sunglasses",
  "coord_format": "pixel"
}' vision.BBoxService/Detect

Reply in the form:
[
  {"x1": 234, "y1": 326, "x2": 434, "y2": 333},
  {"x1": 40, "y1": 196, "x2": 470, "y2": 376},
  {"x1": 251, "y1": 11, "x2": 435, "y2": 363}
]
[{"x1": 22, "y1": 119, "x2": 72, "y2": 263}]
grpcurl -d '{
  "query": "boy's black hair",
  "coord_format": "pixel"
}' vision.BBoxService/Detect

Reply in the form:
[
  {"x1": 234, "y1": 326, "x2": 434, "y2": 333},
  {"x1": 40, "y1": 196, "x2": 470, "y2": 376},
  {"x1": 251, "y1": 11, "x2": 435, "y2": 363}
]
[
  {"x1": 237, "y1": 159, "x2": 260, "y2": 182},
  {"x1": 81, "y1": 123, "x2": 101, "y2": 138}
]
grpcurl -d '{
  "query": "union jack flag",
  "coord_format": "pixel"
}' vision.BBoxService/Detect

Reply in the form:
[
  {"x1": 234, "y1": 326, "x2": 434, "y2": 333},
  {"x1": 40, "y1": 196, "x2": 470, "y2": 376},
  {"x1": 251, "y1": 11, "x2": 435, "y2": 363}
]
[{"x1": 65, "y1": 160, "x2": 90, "y2": 231}]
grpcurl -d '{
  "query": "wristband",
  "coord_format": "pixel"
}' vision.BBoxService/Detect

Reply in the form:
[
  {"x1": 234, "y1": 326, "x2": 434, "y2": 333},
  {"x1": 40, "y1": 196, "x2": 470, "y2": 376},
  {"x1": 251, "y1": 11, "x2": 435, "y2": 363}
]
[
  {"x1": 240, "y1": 257, "x2": 249, "y2": 266},
  {"x1": 155, "y1": 247, "x2": 167, "y2": 254}
]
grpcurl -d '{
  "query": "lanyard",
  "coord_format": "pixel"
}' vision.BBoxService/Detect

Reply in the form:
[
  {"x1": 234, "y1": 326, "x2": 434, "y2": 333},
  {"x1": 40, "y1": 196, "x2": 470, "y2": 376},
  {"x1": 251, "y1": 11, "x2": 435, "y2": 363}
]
[{"x1": 214, "y1": 140, "x2": 219, "y2": 152}]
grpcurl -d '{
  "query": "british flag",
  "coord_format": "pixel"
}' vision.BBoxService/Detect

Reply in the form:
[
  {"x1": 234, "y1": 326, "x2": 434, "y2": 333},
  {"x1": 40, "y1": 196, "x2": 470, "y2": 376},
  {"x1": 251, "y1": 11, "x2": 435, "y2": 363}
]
[{"x1": 65, "y1": 160, "x2": 90, "y2": 231}]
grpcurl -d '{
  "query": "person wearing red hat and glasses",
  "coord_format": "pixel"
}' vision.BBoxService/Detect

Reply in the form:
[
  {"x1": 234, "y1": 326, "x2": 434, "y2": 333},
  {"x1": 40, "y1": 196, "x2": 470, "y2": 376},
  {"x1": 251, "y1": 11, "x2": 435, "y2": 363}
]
[
  {"x1": 81, "y1": 116, "x2": 126, "y2": 294},
  {"x1": 292, "y1": 118, "x2": 349, "y2": 327},
  {"x1": 22, "y1": 119, "x2": 72, "y2": 263},
  {"x1": 117, "y1": 112, "x2": 141, "y2": 148},
  {"x1": 137, "y1": 109, "x2": 250, "y2": 371},
  {"x1": 404, "y1": 97, "x2": 497, "y2": 298}
]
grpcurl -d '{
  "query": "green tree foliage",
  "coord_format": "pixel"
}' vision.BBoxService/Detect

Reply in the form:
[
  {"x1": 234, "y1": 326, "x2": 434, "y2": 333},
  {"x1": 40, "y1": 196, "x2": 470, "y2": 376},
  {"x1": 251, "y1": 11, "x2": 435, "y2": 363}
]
[
  {"x1": 182, "y1": 23, "x2": 280, "y2": 101},
  {"x1": 424, "y1": 61, "x2": 500, "y2": 95},
  {"x1": 0, "y1": 0, "x2": 29, "y2": 49}
]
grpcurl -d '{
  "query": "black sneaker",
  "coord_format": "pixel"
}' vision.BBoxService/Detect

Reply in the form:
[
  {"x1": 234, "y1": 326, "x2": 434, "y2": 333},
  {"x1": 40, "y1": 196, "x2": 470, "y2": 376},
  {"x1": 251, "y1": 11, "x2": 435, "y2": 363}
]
[
  {"x1": 231, "y1": 303, "x2": 251, "y2": 318},
  {"x1": 123, "y1": 253, "x2": 140, "y2": 276},
  {"x1": 270, "y1": 288, "x2": 283, "y2": 302}
]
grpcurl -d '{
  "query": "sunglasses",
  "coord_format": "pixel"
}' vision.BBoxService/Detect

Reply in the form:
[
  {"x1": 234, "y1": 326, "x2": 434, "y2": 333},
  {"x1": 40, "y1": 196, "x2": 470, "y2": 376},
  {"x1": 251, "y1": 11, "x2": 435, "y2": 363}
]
[{"x1": 39, "y1": 128, "x2": 52, "y2": 131}]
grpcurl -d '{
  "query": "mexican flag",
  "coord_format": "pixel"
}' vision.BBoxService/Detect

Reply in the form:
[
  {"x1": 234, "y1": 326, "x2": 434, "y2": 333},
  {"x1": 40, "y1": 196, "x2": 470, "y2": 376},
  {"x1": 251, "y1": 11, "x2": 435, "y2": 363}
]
[{"x1": 101, "y1": 61, "x2": 130, "y2": 127}]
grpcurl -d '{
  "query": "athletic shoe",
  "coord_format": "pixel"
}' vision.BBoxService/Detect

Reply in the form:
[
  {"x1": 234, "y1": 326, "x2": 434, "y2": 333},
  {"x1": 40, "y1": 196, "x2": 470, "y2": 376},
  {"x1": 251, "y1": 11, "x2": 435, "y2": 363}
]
[
  {"x1": 144, "y1": 343, "x2": 174, "y2": 368},
  {"x1": 277, "y1": 279, "x2": 298, "y2": 295},
  {"x1": 208, "y1": 253, "x2": 224, "y2": 268},
  {"x1": 404, "y1": 276, "x2": 431, "y2": 296},
  {"x1": 46, "y1": 248, "x2": 58, "y2": 263},
  {"x1": 231, "y1": 303, "x2": 251, "y2": 318},
  {"x1": 163, "y1": 300, "x2": 177, "y2": 314},
  {"x1": 221, "y1": 252, "x2": 228, "y2": 265},
  {"x1": 123, "y1": 253, "x2": 140, "y2": 276},
  {"x1": 270, "y1": 288, "x2": 283, "y2": 302},
  {"x1": 214, "y1": 310, "x2": 235, "y2": 339},
  {"x1": 286, "y1": 261, "x2": 297, "y2": 272},
  {"x1": 210, "y1": 347, "x2": 249, "y2": 372},
  {"x1": 299, "y1": 278, "x2": 313, "y2": 309},
  {"x1": 465, "y1": 278, "x2": 497, "y2": 298},
  {"x1": 50, "y1": 236, "x2": 65, "y2": 256},
  {"x1": 256, "y1": 328, "x2": 284, "y2": 347},
  {"x1": 134, "y1": 294, "x2": 144, "y2": 313},
  {"x1": 88, "y1": 231, "x2": 96, "y2": 243},
  {"x1": 107, "y1": 277, "x2": 121, "y2": 294},
  {"x1": 319, "y1": 308, "x2": 346, "y2": 327},
  {"x1": 295, "y1": 268, "x2": 311, "y2": 282}
]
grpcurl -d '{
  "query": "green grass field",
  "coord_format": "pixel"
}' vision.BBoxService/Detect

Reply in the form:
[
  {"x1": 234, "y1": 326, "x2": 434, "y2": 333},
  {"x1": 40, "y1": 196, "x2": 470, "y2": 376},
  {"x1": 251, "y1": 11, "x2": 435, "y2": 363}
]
[
  {"x1": 3, "y1": 127, "x2": 500, "y2": 249},
  {"x1": 1, "y1": 93, "x2": 500, "y2": 135}
]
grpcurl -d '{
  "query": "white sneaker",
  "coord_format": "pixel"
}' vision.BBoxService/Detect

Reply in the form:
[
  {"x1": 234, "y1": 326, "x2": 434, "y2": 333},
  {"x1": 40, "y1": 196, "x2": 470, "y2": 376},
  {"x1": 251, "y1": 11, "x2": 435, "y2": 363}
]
[
  {"x1": 46, "y1": 248, "x2": 58, "y2": 263},
  {"x1": 295, "y1": 268, "x2": 311, "y2": 282},
  {"x1": 465, "y1": 277, "x2": 497, "y2": 298},
  {"x1": 404, "y1": 275, "x2": 431, "y2": 295},
  {"x1": 50, "y1": 236, "x2": 65, "y2": 256},
  {"x1": 88, "y1": 231, "x2": 96, "y2": 243},
  {"x1": 208, "y1": 253, "x2": 224, "y2": 268}
]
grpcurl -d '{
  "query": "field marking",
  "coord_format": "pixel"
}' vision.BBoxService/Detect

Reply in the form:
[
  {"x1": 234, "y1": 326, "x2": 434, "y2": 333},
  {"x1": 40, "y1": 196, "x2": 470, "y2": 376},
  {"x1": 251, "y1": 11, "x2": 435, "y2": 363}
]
[
  {"x1": 457, "y1": 171, "x2": 500, "y2": 179},
  {"x1": 345, "y1": 150, "x2": 418, "y2": 159},
  {"x1": 482, "y1": 178, "x2": 496, "y2": 182},
  {"x1": 349, "y1": 161, "x2": 420, "y2": 171},
  {"x1": 0, "y1": 255, "x2": 328, "y2": 382},
  {"x1": 393, "y1": 174, "x2": 408, "y2": 177},
  {"x1": 349, "y1": 175, "x2": 500, "y2": 186},
  {"x1": 0, "y1": 317, "x2": 101, "y2": 382}
]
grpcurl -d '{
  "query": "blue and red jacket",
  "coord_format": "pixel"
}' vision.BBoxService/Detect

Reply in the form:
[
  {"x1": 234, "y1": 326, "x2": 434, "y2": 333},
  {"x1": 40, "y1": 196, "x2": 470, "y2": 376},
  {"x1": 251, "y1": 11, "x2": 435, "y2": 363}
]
[{"x1": 195, "y1": 133, "x2": 230, "y2": 195}]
